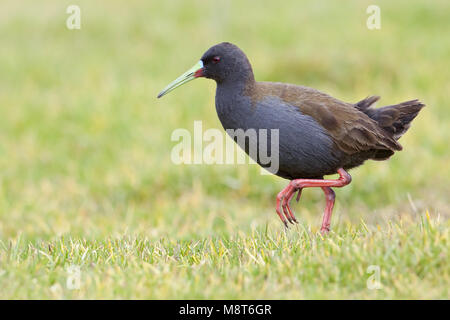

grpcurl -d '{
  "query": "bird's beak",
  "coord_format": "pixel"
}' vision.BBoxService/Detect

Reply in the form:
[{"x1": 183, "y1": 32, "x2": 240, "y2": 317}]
[{"x1": 157, "y1": 61, "x2": 204, "y2": 98}]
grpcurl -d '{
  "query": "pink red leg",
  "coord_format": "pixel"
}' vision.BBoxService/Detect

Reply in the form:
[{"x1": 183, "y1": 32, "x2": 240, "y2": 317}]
[
  {"x1": 296, "y1": 188, "x2": 303, "y2": 202},
  {"x1": 276, "y1": 184, "x2": 292, "y2": 227},
  {"x1": 276, "y1": 184, "x2": 301, "y2": 227},
  {"x1": 290, "y1": 168, "x2": 352, "y2": 189},
  {"x1": 282, "y1": 185, "x2": 298, "y2": 224},
  {"x1": 275, "y1": 168, "x2": 351, "y2": 232},
  {"x1": 320, "y1": 187, "x2": 335, "y2": 234}
]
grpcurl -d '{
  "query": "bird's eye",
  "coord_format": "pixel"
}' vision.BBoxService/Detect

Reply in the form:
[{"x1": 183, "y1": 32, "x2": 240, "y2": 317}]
[{"x1": 212, "y1": 56, "x2": 221, "y2": 64}]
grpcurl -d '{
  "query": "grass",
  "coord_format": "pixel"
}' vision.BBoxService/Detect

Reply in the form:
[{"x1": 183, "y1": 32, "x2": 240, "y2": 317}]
[
  {"x1": 0, "y1": 214, "x2": 448, "y2": 299},
  {"x1": 0, "y1": 0, "x2": 449, "y2": 299}
]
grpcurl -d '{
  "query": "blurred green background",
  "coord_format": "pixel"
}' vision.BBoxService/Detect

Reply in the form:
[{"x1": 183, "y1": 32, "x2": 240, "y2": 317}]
[{"x1": 0, "y1": 0, "x2": 448, "y2": 299}]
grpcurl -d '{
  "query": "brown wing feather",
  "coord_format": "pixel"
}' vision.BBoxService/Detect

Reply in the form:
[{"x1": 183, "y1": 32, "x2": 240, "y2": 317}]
[{"x1": 250, "y1": 82, "x2": 401, "y2": 155}]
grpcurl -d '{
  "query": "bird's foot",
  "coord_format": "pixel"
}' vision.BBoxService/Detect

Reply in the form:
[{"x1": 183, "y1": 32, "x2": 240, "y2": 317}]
[
  {"x1": 276, "y1": 184, "x2": 302, "y2": 227},
  {"x1": 320, "y1": 226, "x2": 330, "y2": 234},
  {"x1": 275, "y1": 168, "x2": 351, "y2": 230}
]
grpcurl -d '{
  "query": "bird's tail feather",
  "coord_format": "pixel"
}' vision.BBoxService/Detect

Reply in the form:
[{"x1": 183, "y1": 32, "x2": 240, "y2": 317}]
[{"x1": 355, "y1": 96, "x2": 425, "y2": 140}]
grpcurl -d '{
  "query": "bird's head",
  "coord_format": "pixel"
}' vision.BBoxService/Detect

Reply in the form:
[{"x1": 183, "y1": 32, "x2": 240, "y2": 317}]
[{"x1": 157, "y1": 42, "x2": 253, "y2": 98}]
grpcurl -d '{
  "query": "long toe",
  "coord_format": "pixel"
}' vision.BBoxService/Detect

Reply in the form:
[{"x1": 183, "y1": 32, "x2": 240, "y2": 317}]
[
  {"x1": 282, "y1": 185, "x2": 298, "y2": 224},
  {"x1": 276, "y1": 189, "x2": 289, "y2": 227}
]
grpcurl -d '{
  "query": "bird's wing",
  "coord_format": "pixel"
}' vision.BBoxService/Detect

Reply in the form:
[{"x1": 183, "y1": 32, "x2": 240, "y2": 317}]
[
  {"x1": 252, "y1": 82, "x2": 401, "y2": 154},
  {"x1": 295, "y1": 99, "x2": 402, "y2": 154}
]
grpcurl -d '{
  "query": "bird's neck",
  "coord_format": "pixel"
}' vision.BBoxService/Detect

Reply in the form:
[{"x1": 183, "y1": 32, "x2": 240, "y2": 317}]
[
  {"x1": 216, "y1": 63, "x2": 255, "y2": 95},
  {"x1": 215, "y1": 76, "x2": 256, "y2": 130}
]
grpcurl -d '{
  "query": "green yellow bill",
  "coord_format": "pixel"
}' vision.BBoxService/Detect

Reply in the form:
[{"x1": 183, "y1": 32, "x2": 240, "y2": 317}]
[{"x1": 157, "y1": 60, "x2": 204, "y2": 98}]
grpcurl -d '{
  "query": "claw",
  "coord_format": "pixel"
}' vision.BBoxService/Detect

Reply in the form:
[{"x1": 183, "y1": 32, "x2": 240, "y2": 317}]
[
  {"x1": 281, "y1": 185, "x2": 296, "y2": 223},
  {"x1": 282, "y1": 203, "x2": 294, "y2": 224},
  {"x1": 320, "y1": 227, "x2": 330, "y2": 234},
  {"x1": 282, "y1": 184, "x2": 299, "y2": 223},
  {"x1": 276, "y1": 186, "x2": 291, "y2": 226}
]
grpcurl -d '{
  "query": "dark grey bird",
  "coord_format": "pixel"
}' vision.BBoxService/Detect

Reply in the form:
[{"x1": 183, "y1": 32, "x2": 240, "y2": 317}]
[{"x1": 157, "y1": 42, "x2": 425, "y2": 233}]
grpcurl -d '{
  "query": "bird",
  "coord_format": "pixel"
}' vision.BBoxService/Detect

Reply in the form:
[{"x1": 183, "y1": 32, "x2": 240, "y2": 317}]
[{"x1": 157, "y1": 42, "x2": 425, "y2": 233}]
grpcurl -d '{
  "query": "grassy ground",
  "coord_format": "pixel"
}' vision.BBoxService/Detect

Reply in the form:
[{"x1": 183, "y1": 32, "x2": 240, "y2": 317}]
[{"x1": 0, "y1": 0, "x2": 449, "y2": 299}]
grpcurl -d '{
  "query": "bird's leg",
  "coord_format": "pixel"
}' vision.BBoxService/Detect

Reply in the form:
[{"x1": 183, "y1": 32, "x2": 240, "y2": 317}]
[
  {"x1": 276, "y1": 186, "x2": 303, "y2": 226},
  {"x1": 320, "y1": 187, "x2": 335, "y2": 234},
  {"x1": 276, "y1": 168, "x2": 351, "y2": 231},
  {"x1": 296, "y1": 188, "x2": 303, "y2": 202},
  {"x1": 276, "y1": 184, "x2": 293, "y2": 227},
  {"x1": 282, "y1": 185, "x2": 299, "y2": 224},
  {"x1": 290, "y1": 168, "x2": 352, "y2": 189},
  {"x1": 276, "y1": 184, "x2": 297, "y2": 226}
]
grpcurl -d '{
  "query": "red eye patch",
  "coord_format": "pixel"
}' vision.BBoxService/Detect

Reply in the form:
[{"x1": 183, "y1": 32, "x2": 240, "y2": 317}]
[{"x1": 212, "y1": 56, "x2": 221, "y2": 63}]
